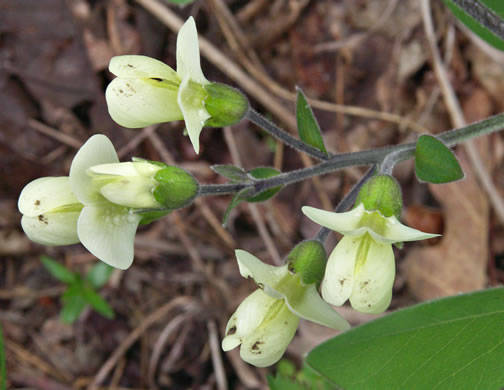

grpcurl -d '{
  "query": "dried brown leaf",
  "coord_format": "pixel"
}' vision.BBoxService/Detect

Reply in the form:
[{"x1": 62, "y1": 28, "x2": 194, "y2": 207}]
[{"x1": 404, "y1": 138, "x2": 489, "y2": 300}]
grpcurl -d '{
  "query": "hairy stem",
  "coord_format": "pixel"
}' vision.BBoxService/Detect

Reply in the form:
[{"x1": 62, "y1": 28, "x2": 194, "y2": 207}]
[
  {"x1": 199, "y1": 112, "x2": 504, "y2": 197},
  {"x1": 246, "y1": 108, "x2": 331, "y2": 161},
  {"x1": 451, "y1": 0, "x2": 504, "y2": 42}
]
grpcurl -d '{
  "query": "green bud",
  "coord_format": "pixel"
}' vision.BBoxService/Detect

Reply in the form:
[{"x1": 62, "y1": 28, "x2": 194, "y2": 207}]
[
  {"x1": 204, "y1": 83, "x2": 249, "y2": 127},
  {"x1": 153, "y1": 166, "x2": 199, "y2": 210},
  {"x1": 354, "y1": 174, "x2": 403, "y2": 219},
  {"x1": 287, "y1": 240, "x2": 327, "y2": 285}
]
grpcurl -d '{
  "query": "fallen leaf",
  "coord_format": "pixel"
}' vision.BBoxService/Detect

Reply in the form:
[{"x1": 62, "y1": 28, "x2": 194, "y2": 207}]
[{"x1": 404, "y1": 137, "x2": 489, "y2": 300}]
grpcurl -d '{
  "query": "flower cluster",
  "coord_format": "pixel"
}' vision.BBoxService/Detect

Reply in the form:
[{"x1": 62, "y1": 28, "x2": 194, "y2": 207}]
[
  {"x1": 19, "y1": 135, "x2": 198, "y2": 269},
  {"x1": 17, "y1": 15, "x2": 443, "y2": 371}
]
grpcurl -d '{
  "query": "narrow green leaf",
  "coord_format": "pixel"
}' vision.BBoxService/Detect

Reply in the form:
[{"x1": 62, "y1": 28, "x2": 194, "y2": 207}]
[
  {"x1": 211, "y1": 165, "x2": 250, "y2": 183},
  {"x1": 306, "y1": 288, "x2": 504, "y2": 390},
  {"x1": 296, "y1": 88, "x2": 327, "y2": 154},
  {"x1": 61, "y1": 285, "x2": 87, "y2": 324},
  {"x1": 442, "y1": 0, "x2": 504, "y2": 50},
  {"x1": 82, "y1": 287, "x2": 115, "y2": 319},
  {"x1": 415, "y1": 134, "x2": 464, "y2": 183},
  {"x1": 86, "y1": 262, "x2": 114, "y2": 289},
  {"x1": 0, "y1": 324, "x2": 6, "y2": 390},
  {"x1": 41, "y1": 256, "x2": 76, "y2": 284},
  {"x1": 247, "y1": 167, "x2": 283, "y2": 202},
  {"x1": 222, "y1": 187, "x2": 256, "y2": 227}
]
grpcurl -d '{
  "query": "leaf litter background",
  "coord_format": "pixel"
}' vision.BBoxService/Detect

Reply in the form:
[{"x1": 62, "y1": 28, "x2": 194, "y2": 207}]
[{"x1": 0, "y1": 0, "x2": 503, "y2": 388}]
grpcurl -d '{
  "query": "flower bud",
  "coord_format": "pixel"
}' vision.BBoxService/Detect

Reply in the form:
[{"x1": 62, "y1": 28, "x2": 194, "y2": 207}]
[
  {"x1": 354, "y1": 174, "x2": 403, "y2": 219},
  {"x1": 204, "y1": 83, "x2": 249, "y2": 127},
  {"x1": 286, "y1": 240, "x2": 327, "y2": 285},
  {"x1": 152, "y1": 165, "x2": 199, "y2": 210}
]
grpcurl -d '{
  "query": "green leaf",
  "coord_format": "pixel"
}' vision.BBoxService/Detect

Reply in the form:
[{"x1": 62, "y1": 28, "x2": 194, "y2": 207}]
[
  {"x1": 441, "y1": 0, "x2": 504, "y2": 51},
  {"x1": 86, "y1": 262, "x2": 114, "y2": 289},
  {"x1": 0, "y1": 324, "x2": 6, "y2": 390},
  {"x1": 41, "y1": 256, "x2": 76, "y2": 284},
  {"x1": 415, "y1": 134, "x2": 464, "y2": 183},
  {"x1": 222, "y1": 187, "x2": 256, "y2": 227},
  {"x1": 211, "y1": 165, "x2": 250, "y2": 183},
  {"x1": 296, "y1": 88, "x2": 327, "y2": 154},
  {"x1": 61, "y1": 285, "x2": 87, "y2": 324},
  {"x1": 267, "y1": 375, "x2": 308, "y2": 390},
  {"x1": 82, "y1": 287, "x2": 115, "y2": 319},
  {"x1": 306, "y1": 288, "x2": 504, "y2": 390},
  {"x1": 246, "y1": 167, "x2": 283, "y2": 202}
]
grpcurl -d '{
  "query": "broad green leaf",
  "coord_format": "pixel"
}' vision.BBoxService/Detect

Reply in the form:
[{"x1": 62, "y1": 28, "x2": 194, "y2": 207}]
[
  {"x1": 211, "y1": 165, "x2": 250, "y2": 183},
  {"x1": 296, "y1": 88, "x2": 327, "y2": 154},
  {"x1": 222, "y1": 187, "x2": 256, "y2": 227},
  {"x1": 306, "y1": 288, "x2": 504, "y2": 390},
  {"x1": 82, "y1": 287, "x2": 115, "y2": 319},
  {"x1": 41, "y1": 256, "x2": 76, "y2": 284},
  {"x1": 442, "y1": 0, "x2": 504, "y2": 50},
  {"x1": 87, "y1": 262, "x2": 114, "y2": 289},
  {"x1": 61, "y1": 285, "x2": 87, "y2": 324},
  {"x1": 247, "y1": 167, "x2": 283, "y2": 202},
  {"x1": 415, "y1": 134, "x2": 464, "y2": 183},
  {"x1": 0, "y1": 324, "x2": 6, "y2": 390}
]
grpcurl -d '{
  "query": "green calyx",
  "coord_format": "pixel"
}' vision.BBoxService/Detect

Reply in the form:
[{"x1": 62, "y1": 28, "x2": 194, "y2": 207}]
[
  {"x1": 287, "y1": 240, "x2": 327, "y2": 285},
  {"x1": 153, "y1": 166, "x2": 199, "y2": 210},
  {"x1": 203, "y1": 83, "x2": 249, "y2": 127},
  {"x1": 354, "y1": 174, "x2": 403, "y2": 219}
]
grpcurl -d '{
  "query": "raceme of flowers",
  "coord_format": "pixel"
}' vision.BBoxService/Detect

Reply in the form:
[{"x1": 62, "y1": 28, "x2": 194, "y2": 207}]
[{"x1": 302, "y1": 203, "x2": 439, "y2": 314}]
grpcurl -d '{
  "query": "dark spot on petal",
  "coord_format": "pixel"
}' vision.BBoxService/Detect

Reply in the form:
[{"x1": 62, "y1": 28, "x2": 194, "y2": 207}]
[
  {"x1": 34, "y1": 200, "x2": 40, "y2": 206},
  {"x1": 284, "y1": 321, "x2": 288, "y2": 325},
  {"x1": 251, "y1": 340, "x2": 264, "y2": 353},
  {"x1": 339, "y1": 278, "x2": 346, "y2": 286},
  {"x1": 150, "y1": 77, "x2": 162, "y2": 82},
  {"x1": 38, "y1": 215, "x2": 48, "y2": 225},
  {"x1": 227, "y1": 326, "x2": 236, "y2": 335},
  {"x1": 127, "y1": 64, "x2": 133, "y2": 68},
  {"x1": 118, "y1": 89, "x2": 123, "y2": 94}
]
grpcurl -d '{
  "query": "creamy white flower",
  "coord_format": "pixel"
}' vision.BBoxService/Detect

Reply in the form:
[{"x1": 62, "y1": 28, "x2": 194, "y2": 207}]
[
  {"x1": 105, "y1": 17, "x2": 210, "y2": 154},
  {"x1": 222, "y1": 250, "x2": 349, "y2": 367},
  {"x1": 18, "y1": 177, "x2": 83, "y2": 246},
  {"x1": 302, "y1": 204, "x2": 439, "y2": 313},
  {"x1": 70, "y1": 135, "x2": 142, "y2": 269}
]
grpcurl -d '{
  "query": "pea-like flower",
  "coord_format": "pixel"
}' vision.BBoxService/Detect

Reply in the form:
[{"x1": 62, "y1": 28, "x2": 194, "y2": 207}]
[
  {"x1": 302, "y1": 180, "x2": 439, "y2": 314},
  {"x1": 18, "y1": 134, "x2": 199, "y2": 269},
  {"x1": 106, "y1": 17, "x2": 210, "y2": 154},
  {"x1": 18, "y1": 177, "x2": 83, "y2": 246},
  {"x1": 222, "y1": 247, "x2": 349, "y2": 367},
  {"x1": 67, "y1": 134, "x2": 143, "y2": 269}
]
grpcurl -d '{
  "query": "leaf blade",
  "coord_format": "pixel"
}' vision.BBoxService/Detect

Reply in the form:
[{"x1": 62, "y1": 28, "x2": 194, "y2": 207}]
[
  {"x1": 296, "y1": 88, "x2": 327, "y2": 155},
  {"x1": 415, "y1": 135, "x2": 464, "y2": 183},
  {"x1": 306, "y1": 288, "x2": 504, "y2": 390},
  {"x1": 41, "y1": 256, "x2": 76, "y2": 284}
]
